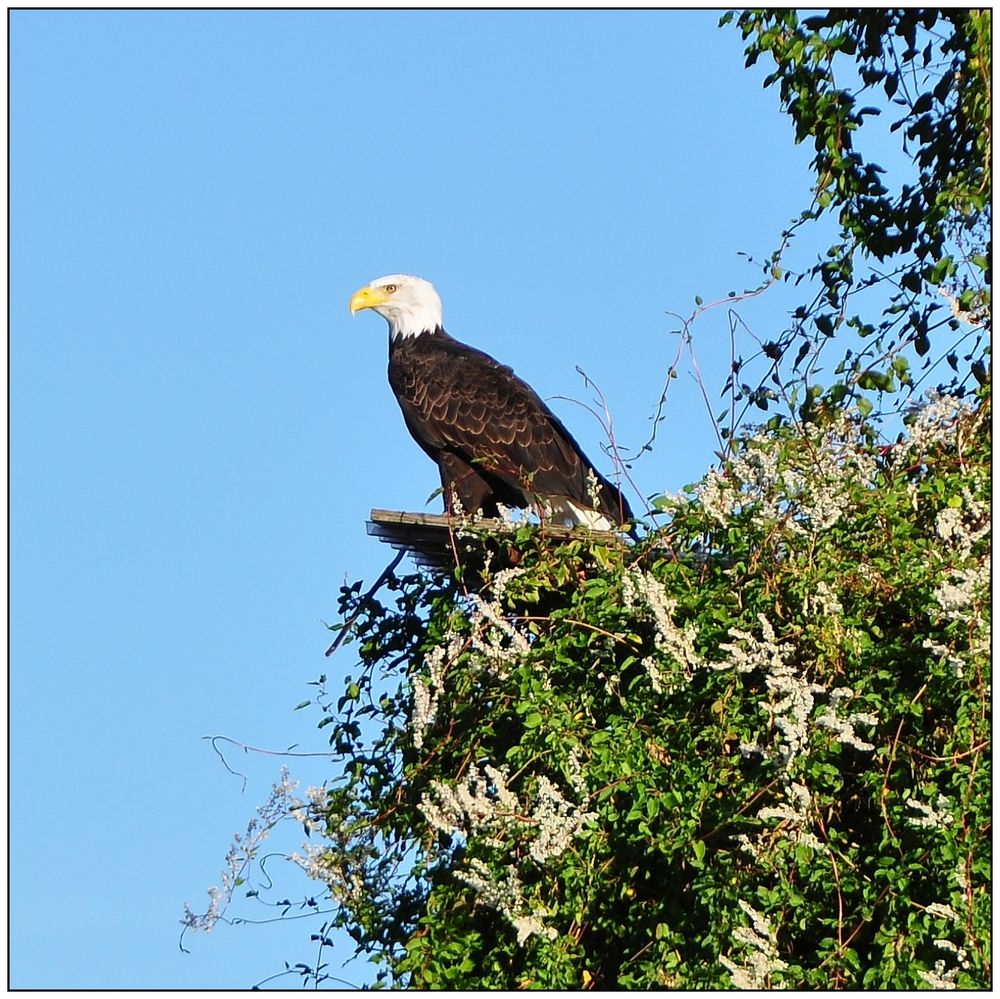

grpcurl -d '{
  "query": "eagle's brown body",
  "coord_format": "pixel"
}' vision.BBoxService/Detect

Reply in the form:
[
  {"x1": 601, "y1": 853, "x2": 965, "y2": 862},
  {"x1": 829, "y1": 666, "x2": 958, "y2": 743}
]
[{"x1": 388, "y1": 326, "x2": 632, "y2": 526}]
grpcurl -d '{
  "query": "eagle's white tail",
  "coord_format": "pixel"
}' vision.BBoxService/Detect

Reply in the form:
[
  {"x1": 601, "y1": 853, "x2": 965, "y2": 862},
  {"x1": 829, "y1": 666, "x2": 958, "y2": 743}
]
[{"x1": 544, "y1": 497, "x2": 615, "y2": 532}]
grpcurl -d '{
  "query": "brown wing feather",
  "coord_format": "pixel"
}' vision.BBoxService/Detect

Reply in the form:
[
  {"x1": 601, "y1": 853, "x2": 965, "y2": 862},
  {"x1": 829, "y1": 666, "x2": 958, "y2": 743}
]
[{"x1": 389, "y1": 329, "x2": 631, "y2": 523}]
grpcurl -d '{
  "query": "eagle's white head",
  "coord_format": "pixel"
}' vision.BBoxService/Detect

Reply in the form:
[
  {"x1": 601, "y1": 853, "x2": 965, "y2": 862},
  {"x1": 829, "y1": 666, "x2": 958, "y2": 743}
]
[{"x1": 349, "y1": 274, "x2": 443, "y2": 339}]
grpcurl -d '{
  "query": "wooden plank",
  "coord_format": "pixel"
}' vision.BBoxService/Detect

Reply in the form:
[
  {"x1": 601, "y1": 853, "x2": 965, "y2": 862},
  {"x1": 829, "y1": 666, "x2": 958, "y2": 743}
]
[
  {"x1": 369, "y1": 508, "x2": 617, "y2": 539},
  {"x1": 365, "y1": 508, "x2": 622, "y2": 574}
]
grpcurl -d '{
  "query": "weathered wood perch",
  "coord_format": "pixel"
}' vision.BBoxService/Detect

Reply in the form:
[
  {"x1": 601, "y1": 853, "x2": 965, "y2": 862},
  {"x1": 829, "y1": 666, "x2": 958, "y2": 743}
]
[{"x1": 366, "y1": 508, "x2": 624, "y2": 575}]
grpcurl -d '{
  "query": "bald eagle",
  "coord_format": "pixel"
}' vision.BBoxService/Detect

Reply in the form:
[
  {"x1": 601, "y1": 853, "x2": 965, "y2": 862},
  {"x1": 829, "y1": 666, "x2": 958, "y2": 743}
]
[{"x1": 349, "y1": 274, "x2": 633, "y2": 532}]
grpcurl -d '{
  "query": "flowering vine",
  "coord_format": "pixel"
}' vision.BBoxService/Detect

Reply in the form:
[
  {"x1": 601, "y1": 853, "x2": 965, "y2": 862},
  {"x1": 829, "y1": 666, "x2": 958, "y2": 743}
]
[{"x1": 184, "y1": 387, "x2": 990, "y2": 990}]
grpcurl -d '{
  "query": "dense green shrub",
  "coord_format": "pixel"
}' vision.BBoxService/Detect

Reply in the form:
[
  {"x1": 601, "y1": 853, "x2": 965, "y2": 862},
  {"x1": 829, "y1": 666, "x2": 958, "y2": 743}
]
[{"x1": 272, "y1": 387, "x2": 988, "y2": 988}]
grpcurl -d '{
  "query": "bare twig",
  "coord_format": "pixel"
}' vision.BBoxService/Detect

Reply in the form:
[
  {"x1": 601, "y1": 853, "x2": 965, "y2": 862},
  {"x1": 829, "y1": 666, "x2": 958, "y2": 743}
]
[{"x1": 205, "y1": 735, "x2": 336, "y2": 791}]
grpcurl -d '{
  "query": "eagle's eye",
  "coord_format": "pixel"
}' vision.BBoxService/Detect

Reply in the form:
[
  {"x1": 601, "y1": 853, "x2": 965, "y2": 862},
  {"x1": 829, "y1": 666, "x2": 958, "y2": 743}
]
[{"x1": 383, "y1": 284, "x2": 397, "y2": 293}]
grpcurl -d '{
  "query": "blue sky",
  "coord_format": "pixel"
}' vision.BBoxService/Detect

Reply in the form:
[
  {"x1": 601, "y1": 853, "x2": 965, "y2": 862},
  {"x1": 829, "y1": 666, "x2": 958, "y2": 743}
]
[{"x1": 11, "y1": 8, "x2": 836, "y2": 988}]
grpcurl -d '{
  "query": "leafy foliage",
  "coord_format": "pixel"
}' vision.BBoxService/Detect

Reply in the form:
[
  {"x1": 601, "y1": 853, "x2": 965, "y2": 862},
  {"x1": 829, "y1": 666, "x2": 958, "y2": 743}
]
[
  {"x1": 718, "y1": 9, "x2": 990, "y2": 420},
  {"x1": 281, "y1": 388, "x2": 989, "y2": 989}
]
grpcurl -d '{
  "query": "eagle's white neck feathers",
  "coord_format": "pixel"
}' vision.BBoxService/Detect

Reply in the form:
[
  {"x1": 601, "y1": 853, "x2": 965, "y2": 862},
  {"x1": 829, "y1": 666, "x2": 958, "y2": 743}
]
[{"x1": 365, "y1": 274, "x2": 443, "y2": 340}]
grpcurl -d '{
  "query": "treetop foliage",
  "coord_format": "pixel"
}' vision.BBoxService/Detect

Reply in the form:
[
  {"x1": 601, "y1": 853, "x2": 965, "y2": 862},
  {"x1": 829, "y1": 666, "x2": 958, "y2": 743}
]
[
  {"x1": 719, "y1": 9, "x2": 990, "y2": 423},
  {"x1": 249, "y1": 387, "x2": 986, "y2": 989}
]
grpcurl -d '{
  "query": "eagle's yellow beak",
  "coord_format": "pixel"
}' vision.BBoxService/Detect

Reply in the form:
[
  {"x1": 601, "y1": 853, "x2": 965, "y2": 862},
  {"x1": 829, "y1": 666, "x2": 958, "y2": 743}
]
[{"x1": 349, "y1": 285, "x2": 389, "y2": 316}]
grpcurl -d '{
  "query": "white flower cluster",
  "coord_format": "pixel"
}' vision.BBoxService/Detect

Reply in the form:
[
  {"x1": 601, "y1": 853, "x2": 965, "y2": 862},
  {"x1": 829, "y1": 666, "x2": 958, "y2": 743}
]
[
  {"x1": 815, "y1": 687, "x2": 878, "y2": 752},
  {"x1": 924, "y1": 472, "x2": 989, "y2": 676},
  {"x1": 720, "y1": 614, "x2": 823, "y2": 771},
  {"x1": 925, "y1": 902, "x2": 962, "y2": 923},
  {"x1": 420, "y1": 759, "x2": 594, "y2": 862},
  {"x1": 420, "y1": 763, "x2": 518, "y2": 847},
  {"x1": 467, "y1": 576, "x2": 532, "y2": 678},
  {"x1": 455, "y1": 860, "x2": 558, "y2": 946},
  {"x1": 527, "y1": 773, "x2": 593, "y2": 864},
  {"x1": 937, "y1": 285, "x2": 988, "y2": 327},
  {"x1": 694, "y1": 413, "x2": 878, "y2": 534},
  {"x1": 905, "y1": 793, "x2": 954, "y2": 831},
  {"x1": 411, "y1": 568, "x2": 533, "y2": 748},
  {"x1": 934, "y1": 506, "x2": 966, "y2": 543},
  {"x1": 719, "y1": 900, "x2": 788, "y2": 989},
  {"x1": 934, "y1": 486, "x2": 993, "y2": 621},
  {"x1": 183, "y1": 768, "x2": 299, "y2": 933},
  {"x1": 719, "y1": 624, "x2": 879, "y2": 864},
  {"x1": 420, "y1": 755, "x2": 593, "y2": 944},
  {"x1": 918, "y1": 936, "x2": 972, "y2": 989},
  {"x1": 586, "y1": 467, "x2": 603, "y2": 509},
  {"x1": 914, "y1": 870, "x2": 973, "y2": 987},
  {"x1": 928, "y1": 481, "x2": 990, "y2": 624},
  {"x1": 285, "y1": 782, "x2": 391, "y2": 913},
  {"x1": 287, "y1": 840, "x2": 367, "y2": 907},
  {"x1": 495, "y1": 503, "x2": 527, "y2": 526},
  {"x1": 805, "y1": 579, "x2": 843, "y2": 619},
  {"x1": 694, "y1": 468, "x2": 731, "y2": 526},
  {"x1": 737, "y1": 781, "x2": 827, "y2": 860},
  {"x1": 798, "y1": 412, "x2": 879, "y2": 531},
  {"x1": 721, "y1": 626, "x2": 880, "y2": 771},
  {"x1": 287, "y1": 783, "x2": 330, "y2": 835},
  {"x1": 695, "y1": 440, "x2": 790, "y2": 527},
  {"x1": 932, "y1": 563, "x2": 990, "y2": 624},
  {"x1": 622, "y1": 568, "x2": 702, "y2": 693},
  {"x1": 897, "y1": 391, "x2": 976, "y2": 459},
  {"x1": 489, "y1": 565, "x2": 528, "y2": 604},
  {"x1": 758, "y1": 780, "x2": 811, "y2": 823},
  {"x1": 411, "y1": 635, "x2": 463, "y2": 750}
]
